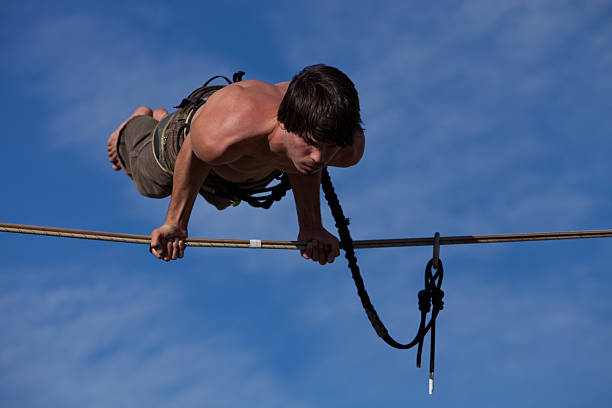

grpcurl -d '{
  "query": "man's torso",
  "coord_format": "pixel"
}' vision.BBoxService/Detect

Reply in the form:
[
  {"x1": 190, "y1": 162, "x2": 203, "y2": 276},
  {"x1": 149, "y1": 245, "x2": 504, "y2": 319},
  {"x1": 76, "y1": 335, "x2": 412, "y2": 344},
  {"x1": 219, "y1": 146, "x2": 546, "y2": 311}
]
[{"x1": 188, "y1": 80, "x2": 293, "y2": 183}]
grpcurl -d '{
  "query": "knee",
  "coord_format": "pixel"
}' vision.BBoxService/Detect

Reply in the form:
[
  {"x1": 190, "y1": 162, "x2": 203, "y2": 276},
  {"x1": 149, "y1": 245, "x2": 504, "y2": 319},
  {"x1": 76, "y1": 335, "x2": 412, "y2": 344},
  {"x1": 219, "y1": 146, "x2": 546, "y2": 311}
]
[
  {"x1": 134, "y1": 178, "x2": 171, "y2": 199},
  {"x1": 132, "y1": 165, "x2": 173, "y2": 199},
  {"x1": 153, "y1": 108, "x2": 169, "y2": 121}
]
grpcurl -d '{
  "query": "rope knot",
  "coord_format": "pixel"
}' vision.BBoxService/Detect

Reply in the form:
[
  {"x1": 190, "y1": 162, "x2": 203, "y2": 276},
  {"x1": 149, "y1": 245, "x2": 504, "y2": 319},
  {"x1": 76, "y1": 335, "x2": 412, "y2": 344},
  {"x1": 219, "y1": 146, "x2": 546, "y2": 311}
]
[
  {"x1": 418, "y1": 290, "x2": 431, "y2": 313},
  {"x1": 431, "y1": 289, "x2": 444, "y2": 310}
]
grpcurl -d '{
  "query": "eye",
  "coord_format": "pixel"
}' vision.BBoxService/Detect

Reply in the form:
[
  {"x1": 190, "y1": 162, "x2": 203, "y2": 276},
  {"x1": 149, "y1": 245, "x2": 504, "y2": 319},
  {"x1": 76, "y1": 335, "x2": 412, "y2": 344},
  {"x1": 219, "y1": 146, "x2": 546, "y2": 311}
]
[{"x1": 305, "y1": 137, "x2": 318, "y2": 147}]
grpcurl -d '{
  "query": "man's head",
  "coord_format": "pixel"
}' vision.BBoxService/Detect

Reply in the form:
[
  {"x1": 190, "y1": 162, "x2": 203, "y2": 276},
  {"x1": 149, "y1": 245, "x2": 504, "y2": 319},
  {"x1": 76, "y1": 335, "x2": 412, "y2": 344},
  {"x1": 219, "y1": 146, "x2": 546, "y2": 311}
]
[{"x1": 278, "y1": 64, "x2": 363, "y2": 147}]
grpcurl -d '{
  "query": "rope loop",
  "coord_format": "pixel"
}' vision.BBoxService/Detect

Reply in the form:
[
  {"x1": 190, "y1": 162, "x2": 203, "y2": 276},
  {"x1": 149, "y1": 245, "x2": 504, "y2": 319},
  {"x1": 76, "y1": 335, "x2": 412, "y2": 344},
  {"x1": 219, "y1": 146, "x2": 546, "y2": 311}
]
[{"x1": 320, "y1": 167, "x2": 446, "y2": 391}]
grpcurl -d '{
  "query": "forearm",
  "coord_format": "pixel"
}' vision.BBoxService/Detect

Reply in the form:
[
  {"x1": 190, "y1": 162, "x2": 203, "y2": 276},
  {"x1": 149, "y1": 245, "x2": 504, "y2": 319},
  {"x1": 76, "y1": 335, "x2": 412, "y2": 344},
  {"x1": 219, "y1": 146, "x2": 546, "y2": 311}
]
[
  {"x1": 165, "y1": 135, "x2": 211, "y2": 228},
  {"x1": 288, "y1": 171, "x2": 340, "y2": 265},
  {"x1": 288, "y1": 172, "x2": 323, "y2": 231}
]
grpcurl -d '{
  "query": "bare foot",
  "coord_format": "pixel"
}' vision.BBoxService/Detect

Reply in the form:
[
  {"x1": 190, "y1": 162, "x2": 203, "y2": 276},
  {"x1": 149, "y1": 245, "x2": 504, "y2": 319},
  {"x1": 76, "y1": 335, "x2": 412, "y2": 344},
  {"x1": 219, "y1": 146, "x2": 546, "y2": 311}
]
[
  {"x1": 107, "y1": 106, "x2": 154, "y2": 171},
  {"x1": 153, "y1": 108, "x2": 169, "y2": 121},
  {"x1": 107, "y1": 126, "x2": 124, "y2": 171}
]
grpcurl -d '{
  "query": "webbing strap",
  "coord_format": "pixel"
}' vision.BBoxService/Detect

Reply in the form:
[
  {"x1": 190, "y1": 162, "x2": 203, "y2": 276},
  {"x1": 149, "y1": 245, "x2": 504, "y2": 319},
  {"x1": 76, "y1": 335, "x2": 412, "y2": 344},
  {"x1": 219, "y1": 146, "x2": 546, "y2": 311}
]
[
  {"x1": 211, "y1": 172, "x2": 292, "y2": 209},
  {"x1": 173, "y1": 71, "x2": 246, "y2": 140}
]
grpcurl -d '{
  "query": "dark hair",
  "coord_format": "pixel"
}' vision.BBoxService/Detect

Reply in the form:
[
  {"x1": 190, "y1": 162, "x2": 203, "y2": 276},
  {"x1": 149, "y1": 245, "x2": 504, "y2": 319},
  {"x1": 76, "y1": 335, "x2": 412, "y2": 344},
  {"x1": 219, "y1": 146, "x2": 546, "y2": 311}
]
[{"x1": 277, "y1": 64, "x2": 363, "y2": 147}]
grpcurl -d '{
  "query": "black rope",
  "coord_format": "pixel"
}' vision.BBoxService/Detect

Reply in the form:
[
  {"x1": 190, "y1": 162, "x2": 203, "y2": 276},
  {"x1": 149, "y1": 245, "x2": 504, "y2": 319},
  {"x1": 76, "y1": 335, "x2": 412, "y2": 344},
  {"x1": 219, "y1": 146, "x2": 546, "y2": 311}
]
[
  {"x1": 203, "y1": 75, "x2": 233, "y2": 86},
  {"x1": 232, "y1": 71, "x2": 246, "y2": 83},
  {"x1": 232, "y1": 172, "x2": 292, "y2": 209},
  {"x1": 320, "y1": 167, "x2": 444, "y2": 378}
]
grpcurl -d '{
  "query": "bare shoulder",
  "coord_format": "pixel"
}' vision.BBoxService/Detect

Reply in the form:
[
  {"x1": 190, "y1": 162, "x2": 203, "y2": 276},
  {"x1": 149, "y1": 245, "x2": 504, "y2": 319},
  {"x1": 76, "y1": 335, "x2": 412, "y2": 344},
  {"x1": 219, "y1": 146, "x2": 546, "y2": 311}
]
[
  {"x1": 211, "y1": 80, "x2": 283, "y2": 108},
  {"x1": 275, "y1": 81, "x2": 290, "y2": 92},
  {"x1": 189, "y1": 81, "x2": 282, "y2": 164}
]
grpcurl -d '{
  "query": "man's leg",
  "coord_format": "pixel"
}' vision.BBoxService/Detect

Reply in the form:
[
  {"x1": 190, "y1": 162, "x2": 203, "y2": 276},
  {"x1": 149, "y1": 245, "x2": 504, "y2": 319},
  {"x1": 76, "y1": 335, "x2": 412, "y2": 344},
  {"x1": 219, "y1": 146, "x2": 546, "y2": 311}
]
[
  {"x1": 107, "y1": 106, "x2": 174, "y2": 198},
  {"x1": 153, "y1": 108, "x2": 169, "y2": 122},
  {"x1": 107, "y1": 106, "x2": 156, "y2": 170}
]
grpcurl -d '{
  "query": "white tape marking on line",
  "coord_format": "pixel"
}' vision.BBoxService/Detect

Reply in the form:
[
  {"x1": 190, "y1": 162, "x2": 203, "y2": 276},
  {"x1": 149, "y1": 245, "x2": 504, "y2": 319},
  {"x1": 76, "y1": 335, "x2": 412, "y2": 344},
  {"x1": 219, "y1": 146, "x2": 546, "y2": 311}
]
[{"x1": 249, "y1": 239, "x2": 262, "y2": 248}]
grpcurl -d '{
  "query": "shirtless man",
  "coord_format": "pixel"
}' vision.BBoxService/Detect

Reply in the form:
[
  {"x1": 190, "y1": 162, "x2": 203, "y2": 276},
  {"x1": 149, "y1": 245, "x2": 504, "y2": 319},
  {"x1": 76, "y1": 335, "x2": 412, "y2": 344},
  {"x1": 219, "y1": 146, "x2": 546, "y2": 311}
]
[{"x1": 107, "y1": 65, "x2": 365, "y2": 265}]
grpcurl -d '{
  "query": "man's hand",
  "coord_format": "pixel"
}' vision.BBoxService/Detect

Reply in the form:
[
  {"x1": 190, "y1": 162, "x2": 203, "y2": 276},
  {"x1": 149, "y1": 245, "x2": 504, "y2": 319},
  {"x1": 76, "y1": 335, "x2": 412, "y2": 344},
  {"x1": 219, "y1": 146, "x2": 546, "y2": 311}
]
[
  {"x1": 150, "y1": 223, "x2": 188, "y2": 261},
  {"x1": 298, "y1": 227, "x2": 341, "y2": 265}
]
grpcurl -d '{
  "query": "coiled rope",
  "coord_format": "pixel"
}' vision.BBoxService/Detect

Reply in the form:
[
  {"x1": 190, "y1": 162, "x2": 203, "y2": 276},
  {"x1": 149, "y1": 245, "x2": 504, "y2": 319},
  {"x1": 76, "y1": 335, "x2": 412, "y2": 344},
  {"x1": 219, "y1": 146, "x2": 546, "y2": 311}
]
[{"x1": 321, "y1": 168, "x2": 445, "y2": 394}]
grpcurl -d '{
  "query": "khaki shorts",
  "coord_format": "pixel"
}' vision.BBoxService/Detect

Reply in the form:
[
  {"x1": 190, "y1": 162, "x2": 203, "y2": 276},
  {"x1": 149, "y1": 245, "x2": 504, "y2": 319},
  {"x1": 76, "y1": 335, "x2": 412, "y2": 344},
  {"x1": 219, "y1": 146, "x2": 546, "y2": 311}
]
[
  {"x1": 116, "y1": 114, "x2": 283, "y2": 210},
  {"x1": 117, "y1": 115, "x2": 172, "y2": 199}
]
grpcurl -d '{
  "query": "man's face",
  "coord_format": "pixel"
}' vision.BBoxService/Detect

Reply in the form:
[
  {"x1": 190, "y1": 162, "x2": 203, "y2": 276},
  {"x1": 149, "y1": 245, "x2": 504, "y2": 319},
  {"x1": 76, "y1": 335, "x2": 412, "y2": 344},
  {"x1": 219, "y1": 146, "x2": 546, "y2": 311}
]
[{"x1": 286, "y1": 132, "x2": 341, "y2": 175}]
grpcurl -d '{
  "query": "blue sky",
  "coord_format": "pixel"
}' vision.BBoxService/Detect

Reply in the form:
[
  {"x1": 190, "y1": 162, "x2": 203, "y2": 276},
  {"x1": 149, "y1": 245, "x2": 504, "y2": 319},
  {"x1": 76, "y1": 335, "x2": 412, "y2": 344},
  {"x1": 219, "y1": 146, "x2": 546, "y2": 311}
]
[{"x1": 1, "y1": 0, "x2": 611, "y2": 406}]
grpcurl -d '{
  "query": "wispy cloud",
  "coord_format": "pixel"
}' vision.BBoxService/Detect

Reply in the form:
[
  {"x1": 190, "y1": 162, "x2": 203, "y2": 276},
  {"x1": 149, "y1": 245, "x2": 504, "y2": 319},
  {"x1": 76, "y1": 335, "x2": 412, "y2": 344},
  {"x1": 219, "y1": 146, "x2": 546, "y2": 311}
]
[
  {"x1": 0, "y1": 264, "x2": 315, "y2": 408},
  {"x1": 3, "y1": 2, "x2": 612, "y2": 406},
  {"x1": 13, "y1": 12, "x2": 231, "y2": 158},
  {"x1": 288, "y1": 247, "x2": 612, "y2": 403},
  {"x1": 267, "y1": 0, "x2": 612, "y2": 240}
]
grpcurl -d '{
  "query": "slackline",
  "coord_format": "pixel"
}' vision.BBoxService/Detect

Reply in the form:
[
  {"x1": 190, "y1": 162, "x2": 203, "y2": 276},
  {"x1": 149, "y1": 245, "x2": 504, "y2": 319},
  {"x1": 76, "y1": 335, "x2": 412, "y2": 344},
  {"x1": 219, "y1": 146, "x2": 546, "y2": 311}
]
[
  {"x1": 3, "y1": 219, "x2": 610, "y2": 395},
  {"x1": 1, "y1": 222, "x2": 611, "y2": 249}
]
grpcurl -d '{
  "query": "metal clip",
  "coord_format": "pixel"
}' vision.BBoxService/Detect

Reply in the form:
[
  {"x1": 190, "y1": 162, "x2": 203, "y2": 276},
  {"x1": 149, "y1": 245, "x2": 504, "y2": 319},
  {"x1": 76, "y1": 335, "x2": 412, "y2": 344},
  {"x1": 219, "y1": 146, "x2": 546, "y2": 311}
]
[{"x1": 433, "y1": 232, "x2": 440, "y2": 270}]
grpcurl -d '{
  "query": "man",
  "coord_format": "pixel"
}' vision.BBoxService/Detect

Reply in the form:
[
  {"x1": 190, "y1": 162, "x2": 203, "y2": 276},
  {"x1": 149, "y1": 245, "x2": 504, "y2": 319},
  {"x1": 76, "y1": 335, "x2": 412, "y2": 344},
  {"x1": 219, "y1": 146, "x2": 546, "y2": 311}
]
[{"x1": 107, "y1": 64, "x2": 365, "y2": 265}]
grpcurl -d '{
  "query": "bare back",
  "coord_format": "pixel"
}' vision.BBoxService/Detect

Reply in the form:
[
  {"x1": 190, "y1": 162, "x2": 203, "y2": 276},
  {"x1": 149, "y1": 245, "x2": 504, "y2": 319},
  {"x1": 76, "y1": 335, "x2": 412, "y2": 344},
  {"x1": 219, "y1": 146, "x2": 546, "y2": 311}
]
[{"x1": 188, "y1": 80, "x2": 291, "y2": 183}]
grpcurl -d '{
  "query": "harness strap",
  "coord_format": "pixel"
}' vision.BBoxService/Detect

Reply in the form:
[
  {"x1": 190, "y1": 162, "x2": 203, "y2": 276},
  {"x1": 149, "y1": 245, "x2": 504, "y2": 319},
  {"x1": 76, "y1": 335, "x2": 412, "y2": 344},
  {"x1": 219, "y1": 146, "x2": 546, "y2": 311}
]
[
  {"x1": 155, "y1": 71, "x2": 292, "y2": 209},
  {"x1": 205, "y1": 171, "x2": 292, "y2": 209}
]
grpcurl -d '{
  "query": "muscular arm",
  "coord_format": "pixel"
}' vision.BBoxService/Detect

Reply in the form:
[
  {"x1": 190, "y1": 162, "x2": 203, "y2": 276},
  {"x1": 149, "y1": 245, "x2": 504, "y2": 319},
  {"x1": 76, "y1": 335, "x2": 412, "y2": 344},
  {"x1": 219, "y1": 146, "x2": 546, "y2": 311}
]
[
  {"x1": 166, "y1": 135, "x2": 211, "y2": 227},
  {"x1": 288, "y1": 171, "x2": 340, "y2": 265},
  {"x1": 290, "y1": 171, "x2": 323, "y2": 231},
  {"x1": 150, "y1": 134, "x2": 211, "y2": 261},
  {"x1": 149, "y1": 85, "x2": 262, "y2": 261},
  {"x1": 287, "y1": 130, "x2": 364, "y2": 264}
]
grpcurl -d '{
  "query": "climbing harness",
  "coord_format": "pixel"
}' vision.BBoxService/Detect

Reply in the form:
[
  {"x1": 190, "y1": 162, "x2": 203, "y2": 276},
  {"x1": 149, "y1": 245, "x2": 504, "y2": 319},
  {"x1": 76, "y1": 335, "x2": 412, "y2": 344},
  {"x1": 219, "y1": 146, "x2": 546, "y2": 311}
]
[
  {"x1": 173, "y1": 71, "x2": 246, "y2": 136},
  {"x1": 155, "y1": 71, "x2": 292, "y2": 209},
  {"x1": 204, "y1": 170, "x2": 291, "y2": 209}
]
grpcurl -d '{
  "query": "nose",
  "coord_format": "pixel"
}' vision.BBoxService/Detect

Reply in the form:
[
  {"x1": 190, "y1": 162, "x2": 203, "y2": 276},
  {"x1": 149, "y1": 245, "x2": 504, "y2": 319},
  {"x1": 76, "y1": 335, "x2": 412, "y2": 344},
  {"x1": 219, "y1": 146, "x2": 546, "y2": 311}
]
[{"x1": 309, "y1": 147, "x2": 323, "y2": 164}]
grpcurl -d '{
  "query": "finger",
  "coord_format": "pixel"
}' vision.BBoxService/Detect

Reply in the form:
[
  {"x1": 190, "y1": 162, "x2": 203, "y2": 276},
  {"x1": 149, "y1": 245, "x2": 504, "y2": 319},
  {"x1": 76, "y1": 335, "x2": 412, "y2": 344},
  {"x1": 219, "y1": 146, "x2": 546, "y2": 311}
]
[
  {"x1": 318, "y1": 242, "x2": 328, "y2": 265},
  {"x1": 150, "y1": 233, "x2": 160, "y2": 250},
  {"x1": 319, "y1": 241, "x2": 327, "y2": 264},
  {"x1": 304, "y1": 242, "x2": 313, "y2": 259},
  {"x1": 311, "y1": 240, "x2": 319, "y2": 262},
  {"x1": 325, "y1": 244, "x2": 334, "y2": 263},
  {"x1": 165, "y1": 240, "x2": 173, "y2": 261},
  {"x1": 150, "y1": 246, "x2": 162, "y2": 259},
  {"x1": 171, "y1": 240, "x2": 181, "y2": 260},
  {"x1": 328, "y1": 243, "x2": 339, "y2": 263},
  {"x1": 178, "y1": 241, "x2": 186, "y2": 258},
  {"x1": 316, "y1": 241, "x2": 327, "y2": 265}
]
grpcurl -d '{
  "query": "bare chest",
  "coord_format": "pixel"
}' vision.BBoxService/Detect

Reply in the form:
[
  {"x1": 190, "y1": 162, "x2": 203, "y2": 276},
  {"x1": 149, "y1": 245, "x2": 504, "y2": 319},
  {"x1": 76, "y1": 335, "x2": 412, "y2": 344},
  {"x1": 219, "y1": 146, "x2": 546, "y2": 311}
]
[{"x1": 210, "y1": 153, "x2": 288, "y2": 182}]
